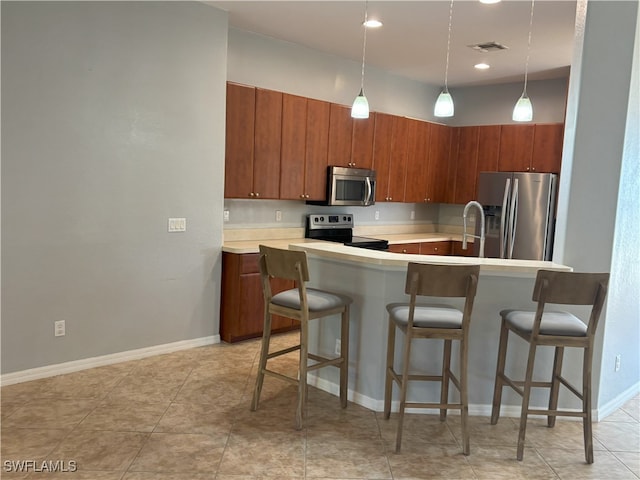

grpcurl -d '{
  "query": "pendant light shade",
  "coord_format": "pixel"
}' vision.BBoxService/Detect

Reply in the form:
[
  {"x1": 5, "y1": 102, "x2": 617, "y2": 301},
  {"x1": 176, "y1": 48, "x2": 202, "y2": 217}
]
[
  {"x1": 351, "y1": 88, "x2": 370, "y2": 119},
  {"x1": 435, "y1": 0, "x2": 455, "y2": 118},
  {"x1": 513, "y1": 0, "x2": 536, "y2": 122},
  {"x1": 352, "y1": 1, "x2": 370, "y2": 119},
  {"x1": 434, "y1": 89, "x2": 454, "y2": 117},
  {"x1": 512, "y1": 93, "x2": 533, "y2": 122}
]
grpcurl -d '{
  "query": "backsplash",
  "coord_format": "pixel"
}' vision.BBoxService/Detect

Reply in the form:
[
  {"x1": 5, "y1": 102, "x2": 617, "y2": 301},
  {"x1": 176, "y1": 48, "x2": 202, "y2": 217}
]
[{"x1": 222, "y1": 199, "x2": 473, "y2": 230}]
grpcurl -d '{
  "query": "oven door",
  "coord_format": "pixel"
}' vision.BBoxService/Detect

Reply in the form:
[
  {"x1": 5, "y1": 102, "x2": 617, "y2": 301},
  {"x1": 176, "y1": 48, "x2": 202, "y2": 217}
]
[{"x1": 328, "y1": 168, "x2": 376, "y2": 206}]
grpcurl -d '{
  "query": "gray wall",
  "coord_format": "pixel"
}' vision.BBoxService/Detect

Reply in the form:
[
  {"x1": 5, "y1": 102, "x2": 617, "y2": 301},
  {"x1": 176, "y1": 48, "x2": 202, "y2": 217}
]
[
  {"x1": 554, "y1": 0, "x2": 639, "y2": 410},
  {"x1": 1, "y1": 2, "x2": 228, "y2": 373}
]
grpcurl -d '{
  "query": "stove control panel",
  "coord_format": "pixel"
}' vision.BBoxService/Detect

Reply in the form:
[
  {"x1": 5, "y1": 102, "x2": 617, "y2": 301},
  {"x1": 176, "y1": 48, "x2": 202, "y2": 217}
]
[{"x1": 306, "y1": 214, "x2": 353, "y2": 230}]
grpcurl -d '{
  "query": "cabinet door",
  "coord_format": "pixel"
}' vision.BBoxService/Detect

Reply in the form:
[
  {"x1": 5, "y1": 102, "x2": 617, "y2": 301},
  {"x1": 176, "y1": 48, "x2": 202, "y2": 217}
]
[
  {"x1": 280, "y1": 94, "x2": 307, "y2": 200},
  {"x1": 373, "y1": 113, "x2": 394, "y2": 202},
  {"x1": 253, "y1": 88, "x2": 282, "y2": 199},
  {"x1": 498, "y1": 124, "x2": 534, "y2": 172},
  {"x1": 420, "y1": 241, "x2": 452, "y2": 255},
  {"x1": 305, "y1": 99, "x2": 331, "y2": 200},
  {"x1": 451, "y1": 241, "x2": 475, "y2": 257},
  {"x1": 388, "y1": 116, "x2": 409, "y2": 202},
  {"x1": 328, "y1": 104, "x2": 353, "y2": 167},
  {"x1": 351, "y1": 113, "x2": 375, "y2": 169},
  {"x1": 443, "y1": 127, "x2": 460, "y2": 204},
  {"x1": 225, "y1": 83, "x2": 255, "y2": 198},
  {"x1": 404, "y1": 119, "x2": 431, "y2": 203},
  {"x1": 388, "y1": 243, "x2": 421, "y2": 254},
  {"x1": 426, "y1": 123, "x2": 451, "y2": 203},
  {"x1": 531, "y1": 123, "x2": 564, "y2": 173},
  {"x1": 477, "y1": 125, "x2": 501, "y2": 173},
  {"x1": 454, "y1": 126, "x2": 479, "y2": 205}
]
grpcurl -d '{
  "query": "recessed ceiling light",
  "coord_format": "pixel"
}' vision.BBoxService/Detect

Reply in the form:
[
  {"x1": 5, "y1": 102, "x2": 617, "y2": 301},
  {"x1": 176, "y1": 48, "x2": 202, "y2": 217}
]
[
  {"x1": 475, "y1": 63, "x2": 491, "y2": 70},
  {"x1": 364, "y1": 19, "x2": 383, "y2": 28},
  {"x1": 479, "y1": 0, "x2": 501, "y2": 4}
]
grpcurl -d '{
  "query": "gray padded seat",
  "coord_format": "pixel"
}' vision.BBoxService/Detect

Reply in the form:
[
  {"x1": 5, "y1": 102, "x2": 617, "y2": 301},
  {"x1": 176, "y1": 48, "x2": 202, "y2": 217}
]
[
  {"x1": 501, "y1": 309, "x2": 587, "y2": 337},
  {"x1": 272, "y1": 288, "x2": 352, "y2": 312},
  {"x1": 387, "y1": 303, "x2": 463, "y2": 329}
]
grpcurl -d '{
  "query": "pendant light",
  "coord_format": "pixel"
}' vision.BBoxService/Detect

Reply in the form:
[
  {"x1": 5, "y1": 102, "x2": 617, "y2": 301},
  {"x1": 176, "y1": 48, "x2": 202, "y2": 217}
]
[
  {"x1": 434, "y1": 0, "x2": 455, "y2": 118},
  {"x1": 513, "y1": 0, "x2": 535, "y2": 122},
  {"x1": 351, "y1": 1, "x2": 370, "y2": 119}
]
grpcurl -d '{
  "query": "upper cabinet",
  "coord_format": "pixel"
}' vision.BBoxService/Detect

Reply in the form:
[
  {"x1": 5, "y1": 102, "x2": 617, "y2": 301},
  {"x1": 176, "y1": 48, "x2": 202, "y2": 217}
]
[
  {"x1": 497, "y1": 123, "x2": 563, "y2": 173},
  {"x1": 225, "y1": 83, "x2": 255, "y2": 199},
  {"x1": 404, "y1": 119, "x2": 431, "y2": 204},
  {"x1": 498, "y1": 124, "x2": 535, "y2": 172},
  {"x1": 225, "y1": 83, "x2": 282, "y2": 199},
  {"x1": 328, "y1": 104, "x2": 353, "y2": 167},
  {"x1": 224, "y1": 82, "x2": 564, "y2": 204},
  {"x1": 280, "y1": 94, "x2": 330, "y2": 201},
  {"x1": 531, "y1": 123, "x2": 564, "y2": 173},
  {"x1": 351, "y1": 114, "x2": 375, "y2": 169}
]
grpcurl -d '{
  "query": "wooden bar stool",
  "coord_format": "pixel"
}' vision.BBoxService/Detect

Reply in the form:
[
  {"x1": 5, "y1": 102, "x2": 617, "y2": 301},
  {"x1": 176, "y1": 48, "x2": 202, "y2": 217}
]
[
  {"x1": 490, "y1": 269, "x2": 609, "y2": 463},
  {"x1": 384, "y1": 262, "x2": 480, "y2": 454},
  {"x1": 250, "y1": 245, "x2": 352, "y2": 430}
]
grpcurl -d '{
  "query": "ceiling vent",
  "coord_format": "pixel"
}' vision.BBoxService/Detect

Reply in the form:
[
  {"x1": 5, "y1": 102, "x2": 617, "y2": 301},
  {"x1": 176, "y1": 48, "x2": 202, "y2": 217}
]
[{"x1": 468, "y1": 41, "x2": 509, "y2": 53}]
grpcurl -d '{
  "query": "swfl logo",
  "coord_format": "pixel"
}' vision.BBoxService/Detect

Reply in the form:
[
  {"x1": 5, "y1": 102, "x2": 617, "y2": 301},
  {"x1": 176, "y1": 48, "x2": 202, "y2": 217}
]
[{"x1": 3, "y1": 460, "x2": 78, "y2": 472}]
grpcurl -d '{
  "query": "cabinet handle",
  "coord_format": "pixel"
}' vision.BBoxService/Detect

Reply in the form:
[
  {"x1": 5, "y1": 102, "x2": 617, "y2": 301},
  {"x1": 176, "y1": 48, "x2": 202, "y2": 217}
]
[
  {"x1": 402, "y1": 249, "x2": 407, "y2": 253},
  {"x1": 255, "y1": 192, "x2": 260, "y2": 197},
  {"x1": 526, "y1": 167, "x2": 530, "y2": 171},
  {"x1": 249, "y1": 192, "x2": 254, "y2": 197},
  {"x1": 434, "y1": 247, "x2": 438, "y2": 252},
  {"x1": 305, "y1": 194, "x2": 310, "y2": 199},
  {"x1": 389, "y1": 197, "x2": 392, "y2": 201},
  {"x1": 532, "y1": 167, "x2": 536, "y2": 171},
  {"x1": 300, "y1": 194, "x2": 305, "y2": 199}
]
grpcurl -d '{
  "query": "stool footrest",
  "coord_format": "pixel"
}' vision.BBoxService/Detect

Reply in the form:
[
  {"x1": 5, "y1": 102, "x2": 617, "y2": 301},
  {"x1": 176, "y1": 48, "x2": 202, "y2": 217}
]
[
  {"x1": 267, "y1": 344, "x2": 301, "y2": 359},
  {"x1": 261, "y1": 369, "x2": 298, "y2": 385},
  {"x1": 405, "y1": 402, "x2": 463, "y2": 410},
  {"x1": 528, "y1": 409, "x2": 586, "y2": 418}
]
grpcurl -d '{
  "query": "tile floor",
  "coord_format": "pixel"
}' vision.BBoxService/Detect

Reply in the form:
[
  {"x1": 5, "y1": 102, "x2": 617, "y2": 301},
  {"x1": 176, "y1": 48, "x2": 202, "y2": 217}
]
[{"x1": 1, "y1": 332, "x2": 638, "y2": 479}]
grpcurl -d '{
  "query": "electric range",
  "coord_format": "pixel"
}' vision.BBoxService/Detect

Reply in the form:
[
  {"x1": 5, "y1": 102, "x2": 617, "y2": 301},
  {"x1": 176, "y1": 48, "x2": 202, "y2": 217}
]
[{"x1": 304, "y1": 214, "x2": 389, "y2": 251}]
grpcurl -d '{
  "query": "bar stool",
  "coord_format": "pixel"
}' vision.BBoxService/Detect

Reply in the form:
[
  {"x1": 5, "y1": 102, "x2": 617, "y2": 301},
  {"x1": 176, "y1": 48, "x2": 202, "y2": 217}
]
[
  {"x1": 490, "y1": 269, "x2": 609, "y2": 463},
  {"x1": 384, "y1": 262, "x2": 480, "y2": 454},
  {"x1": 250, "y1": 245, "x2": 352, "y2": 430}
]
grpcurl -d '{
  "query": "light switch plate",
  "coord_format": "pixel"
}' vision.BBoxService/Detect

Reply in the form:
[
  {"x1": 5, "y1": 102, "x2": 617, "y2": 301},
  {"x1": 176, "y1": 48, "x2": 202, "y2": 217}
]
[{"x1": 168, "y1": 218, "x2": 186, "y2": 232}]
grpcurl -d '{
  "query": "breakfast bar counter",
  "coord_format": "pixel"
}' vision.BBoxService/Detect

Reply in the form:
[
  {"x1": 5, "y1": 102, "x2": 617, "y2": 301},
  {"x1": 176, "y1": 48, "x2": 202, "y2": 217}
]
[{"x1": 281, "y1": 241, "x2": 575, "y2": 416}]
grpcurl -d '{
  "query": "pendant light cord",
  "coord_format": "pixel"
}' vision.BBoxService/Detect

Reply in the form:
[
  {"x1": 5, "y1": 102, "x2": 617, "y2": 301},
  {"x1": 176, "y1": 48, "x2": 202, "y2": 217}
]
[
  {"x1": 443, "y1": 0, "x2": 454, "y2": 93},
  {"x1": 522, "y1": 0, "x2": 535, "y2": 95},
  {"x1": 359, "y1": 1, "x2": 368, "y2": 92}
]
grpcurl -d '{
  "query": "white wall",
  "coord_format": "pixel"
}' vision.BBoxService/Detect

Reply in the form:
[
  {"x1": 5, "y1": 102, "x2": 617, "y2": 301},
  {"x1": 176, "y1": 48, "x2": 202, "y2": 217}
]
[
  {"x1": 553, "y1": 0, "x2": 639, "y2": 411},
  {"x1": 597, "y1": 1, "x2": 640, "y2": 410},
  {"x1": 1, "y1": 2, "x2": 229, "y2": 373}
]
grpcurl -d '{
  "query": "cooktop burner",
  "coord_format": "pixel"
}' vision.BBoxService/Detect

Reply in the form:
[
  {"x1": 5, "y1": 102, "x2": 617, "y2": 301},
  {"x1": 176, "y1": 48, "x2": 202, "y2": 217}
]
[{"x1": 305, "y1": 214, "x2": 389, "y2": 251}]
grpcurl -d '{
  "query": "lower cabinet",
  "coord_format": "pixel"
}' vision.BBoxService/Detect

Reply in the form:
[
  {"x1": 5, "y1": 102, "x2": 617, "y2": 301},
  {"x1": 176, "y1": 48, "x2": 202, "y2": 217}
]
[
  {"x1": 220, "y1": 252, "x2": 299, "y2": 343},
  {"x1": 388, "y1": 243, "x2": 421, "y2": 254},
  {"x1": 451, "y1": 241, "x2": 476, "y2": 257},
  {"x1": 388, "y1": 241, "x2": 475, "y2": 257}
]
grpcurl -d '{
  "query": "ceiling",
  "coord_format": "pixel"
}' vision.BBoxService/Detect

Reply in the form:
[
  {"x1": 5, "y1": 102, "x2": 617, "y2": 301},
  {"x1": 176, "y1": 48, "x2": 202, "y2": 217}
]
[{"x1": 209, "y1": 0, "x2": 578, "y2": 88}]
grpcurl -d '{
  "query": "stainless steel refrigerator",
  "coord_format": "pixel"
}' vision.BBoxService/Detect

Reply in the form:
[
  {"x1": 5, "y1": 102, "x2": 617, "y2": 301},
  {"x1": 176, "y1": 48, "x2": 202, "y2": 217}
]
[{"x1": 475, "y1": 172, "x2": 557, "y2": 261}]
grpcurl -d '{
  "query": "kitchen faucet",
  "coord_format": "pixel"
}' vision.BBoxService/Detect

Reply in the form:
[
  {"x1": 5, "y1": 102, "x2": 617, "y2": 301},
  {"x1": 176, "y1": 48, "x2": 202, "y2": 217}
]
[{"x1": 462, "y1": 201, "x2": 485, "y2": 258}]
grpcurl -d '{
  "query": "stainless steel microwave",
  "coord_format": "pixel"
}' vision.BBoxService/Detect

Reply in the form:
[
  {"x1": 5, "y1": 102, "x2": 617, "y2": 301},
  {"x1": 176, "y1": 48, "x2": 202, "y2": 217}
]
[{"x1": 308, "y1": 166, "x2": 376, "y2": 206}]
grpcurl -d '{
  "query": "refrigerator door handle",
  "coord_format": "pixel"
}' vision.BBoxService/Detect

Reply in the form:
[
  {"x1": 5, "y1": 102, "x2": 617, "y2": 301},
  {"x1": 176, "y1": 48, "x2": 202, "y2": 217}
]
[
  {"x1": 508, "y1": 178, "x2": 519, "y2": 259},
  {"x1": 499, "y1": 178, "x2": 511, "y2": 259}
]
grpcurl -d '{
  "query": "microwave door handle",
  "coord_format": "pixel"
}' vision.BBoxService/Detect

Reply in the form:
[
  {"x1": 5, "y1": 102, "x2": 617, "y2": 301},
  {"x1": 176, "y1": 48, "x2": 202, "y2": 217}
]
[
  {"x1": 499, "y1": 178, "x2": 511, "y2": 259},
  {"x1": 365, "y1": 176, "x2": 372, "y2": 205}
]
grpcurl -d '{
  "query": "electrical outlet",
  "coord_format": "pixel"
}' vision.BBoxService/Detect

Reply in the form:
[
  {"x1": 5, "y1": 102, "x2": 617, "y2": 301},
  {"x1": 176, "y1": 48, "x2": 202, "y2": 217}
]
[
  {"x1": 374, "y1": 211, "x2": 380, "y2": 221},
  {"x1": 275, "y1": 210, "x2": 282, "y2": 222},
  {"x1": 335, "y1": 338, "x2": 341, "y2": 356},
  {"x1": 410, "y1": 211, "x2": 415, "y2": 220},
  {"x1": 223, "y1": 210, "x2": 230, "y2": 222},
  {"x1": 54, "y1": 320, "x2": 65, "y2": 337},
  {"x1": 615, "y1": 354, "x2": 621, "y2": 372}
]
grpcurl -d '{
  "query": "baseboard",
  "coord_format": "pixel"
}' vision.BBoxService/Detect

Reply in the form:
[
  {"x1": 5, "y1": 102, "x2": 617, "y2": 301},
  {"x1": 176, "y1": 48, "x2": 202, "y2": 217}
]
[
  {"x1": 0, "y1": 335, "x2": 220, "y2": 386},
  {"x1": 307, "y1": 374, "x2": 633, "y2": 420},
  {"x1": 596, "y1": 380, "x2": 640, "y2": 421}
]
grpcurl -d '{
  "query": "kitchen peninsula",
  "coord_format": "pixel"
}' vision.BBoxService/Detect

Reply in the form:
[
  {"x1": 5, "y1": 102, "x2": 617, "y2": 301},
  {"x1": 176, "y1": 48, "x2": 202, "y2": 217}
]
[{"x1": 222, "y1": 234, "x2": 575, "y2": 415}]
